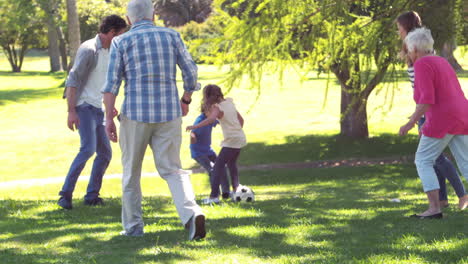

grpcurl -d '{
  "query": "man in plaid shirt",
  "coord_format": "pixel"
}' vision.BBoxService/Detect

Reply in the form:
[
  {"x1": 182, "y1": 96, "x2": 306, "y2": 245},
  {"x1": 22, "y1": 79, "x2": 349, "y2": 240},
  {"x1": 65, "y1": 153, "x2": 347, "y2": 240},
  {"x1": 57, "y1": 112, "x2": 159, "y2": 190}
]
[{"x1": 102, "y1": 0, "x2": 205, "y2": 240}]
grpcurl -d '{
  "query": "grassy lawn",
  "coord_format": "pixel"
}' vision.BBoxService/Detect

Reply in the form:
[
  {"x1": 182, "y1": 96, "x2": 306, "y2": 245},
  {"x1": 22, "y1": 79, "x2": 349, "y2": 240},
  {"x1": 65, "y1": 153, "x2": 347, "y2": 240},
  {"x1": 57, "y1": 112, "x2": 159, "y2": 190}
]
[
  {"x1": 1, "y1": 166, "x2": 467, "y2": 264},
  {"x1": 0, "y1": 52, "x2": 468, "y2": 263},
  {"x1": 3, "y1": 56, "x2": 463, "y2": 182}
]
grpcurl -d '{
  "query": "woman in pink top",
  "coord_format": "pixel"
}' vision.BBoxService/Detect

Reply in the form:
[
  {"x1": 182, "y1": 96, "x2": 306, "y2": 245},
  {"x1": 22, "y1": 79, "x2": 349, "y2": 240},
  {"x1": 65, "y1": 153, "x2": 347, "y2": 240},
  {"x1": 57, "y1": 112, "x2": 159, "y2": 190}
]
[{"x1": 399, "y1": 28, "x2": 468, "y2": 219}]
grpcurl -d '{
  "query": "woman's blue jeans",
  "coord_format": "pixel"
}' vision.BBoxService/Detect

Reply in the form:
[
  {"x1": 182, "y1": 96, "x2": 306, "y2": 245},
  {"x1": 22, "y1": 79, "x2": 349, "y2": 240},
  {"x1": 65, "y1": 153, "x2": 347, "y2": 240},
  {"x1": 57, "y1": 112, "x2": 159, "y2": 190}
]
[{"x1": 59, "y1": 103, "x2": 112, "y2": 201}]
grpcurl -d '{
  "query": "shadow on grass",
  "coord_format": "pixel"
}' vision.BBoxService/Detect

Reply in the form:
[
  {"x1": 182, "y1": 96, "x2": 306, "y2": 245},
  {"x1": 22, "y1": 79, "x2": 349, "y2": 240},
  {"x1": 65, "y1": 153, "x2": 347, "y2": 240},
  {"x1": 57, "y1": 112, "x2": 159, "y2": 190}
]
[
  {"x1": 0, "y1": 87, "x2": 64, "y2": 106},
  {"x1": 236, "y1": 133, "x2": 418, "y2": 166},
  {"x1": 1, "y1": 165, "x2": 466, "y2": 263},
  {"x1": 0, "y1": 70, "x2": 65, "y2": 78}
]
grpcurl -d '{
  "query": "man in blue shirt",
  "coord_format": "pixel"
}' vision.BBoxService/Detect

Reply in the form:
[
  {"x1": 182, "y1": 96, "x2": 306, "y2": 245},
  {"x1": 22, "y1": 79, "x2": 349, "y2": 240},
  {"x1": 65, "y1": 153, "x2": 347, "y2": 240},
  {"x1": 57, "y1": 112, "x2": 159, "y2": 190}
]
[
  {"x1": 190, "y1": 113, "x2": 230, "y2": 202},
  {"x1": 102, "y1": 0, "x2": 205, "y2": 240}
]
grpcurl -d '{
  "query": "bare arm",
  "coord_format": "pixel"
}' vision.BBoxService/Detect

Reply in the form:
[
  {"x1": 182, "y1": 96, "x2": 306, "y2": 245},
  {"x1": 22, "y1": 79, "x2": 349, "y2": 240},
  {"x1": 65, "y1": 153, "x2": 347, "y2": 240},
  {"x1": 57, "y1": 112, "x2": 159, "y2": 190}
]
[
  {"x1": 399, "y1": 104, "x2": 430, "y2": 136},
  {"x1": 186, "y1": 106, "x2": 220, "y2": 131},
  {"x1": 180, "y1": 91, "x2": 193, "y2": 116},
  {"x1": 237, "y1": 111, "x2": 244, "y2": 128},
  {"x1": 103, "y1": 92, "x2": 118, "y2": 142},
  {"x1": 190, "y1": 132, "x2": 197, "y2": 144},
  {"x1": 66, "y1": 87, "x2": 79, "y2": 131}
]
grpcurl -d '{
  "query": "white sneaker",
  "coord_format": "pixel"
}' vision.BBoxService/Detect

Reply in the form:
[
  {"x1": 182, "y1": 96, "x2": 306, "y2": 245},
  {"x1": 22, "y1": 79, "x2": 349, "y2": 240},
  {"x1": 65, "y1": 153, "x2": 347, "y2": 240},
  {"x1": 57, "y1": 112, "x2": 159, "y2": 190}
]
[
  {"x1": 188, "y1": 213, "x2": 206, "y2": 241},
  {"x1": 201, "y1": 197, "x2": 220, "y2": 205}
]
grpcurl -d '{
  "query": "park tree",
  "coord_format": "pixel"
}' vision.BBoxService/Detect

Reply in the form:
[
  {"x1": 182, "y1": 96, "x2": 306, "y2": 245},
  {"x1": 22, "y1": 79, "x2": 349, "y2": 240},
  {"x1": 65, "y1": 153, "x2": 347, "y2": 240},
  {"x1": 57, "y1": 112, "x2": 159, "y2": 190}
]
[
  {"x1": 37, "y1": 0, "x2": 65, "y2": 72},
  {"x1": 76, "y1": 0, "x2": 126, "y2": 41},
  {"x1": 201, "y1": 0, "x2": 465, "y2": 138},
  {"x1": 154, "y1": 0, "x2": 213, "y2": 27},
  {"x1": 416, "y1": 0, "x2": 465, "y2": 71},
  {"x1": 66, "y1": 0, "x2": 81, "y2": 69},
  {"x1": 0, "y1": 0, "x2": 46, "y2": 72}
]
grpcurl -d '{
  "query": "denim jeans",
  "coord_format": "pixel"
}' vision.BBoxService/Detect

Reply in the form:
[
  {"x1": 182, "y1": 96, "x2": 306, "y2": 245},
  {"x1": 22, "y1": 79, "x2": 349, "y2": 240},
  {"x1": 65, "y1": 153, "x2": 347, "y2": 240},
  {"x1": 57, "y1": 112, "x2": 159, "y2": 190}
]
[
  {"x1": 415, "y1": 134, "x2": 468, "y2": 193},
  {"x1": 434, "y1": 155, "x2": 466, "y2": 200},
  {"x1": 194, "y1": 154, "x2": 230, "y2": 195},
  {"x1": 210, "y1": 147, "x2": 241, "y2": 198},
  {"x1": 418, "y1": 117, "x2": 466, "y2": 200},
  {"x1": 60, "y1": 103, "x2": 112, "y2": 201}
]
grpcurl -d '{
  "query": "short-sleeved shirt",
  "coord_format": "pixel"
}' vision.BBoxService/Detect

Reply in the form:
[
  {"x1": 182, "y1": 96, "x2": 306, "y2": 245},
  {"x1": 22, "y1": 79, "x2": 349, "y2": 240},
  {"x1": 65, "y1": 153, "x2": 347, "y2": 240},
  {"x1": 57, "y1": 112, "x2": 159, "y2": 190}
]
[
  {"x1": 218, "y1": 98, "x2": 247, "y2": 148},
  {"x1": 413, "y1": 56, "x2": 468, "y2": 138},
  {"x1": 190, "y1": 113, "x2": 218, "y2": 158}
]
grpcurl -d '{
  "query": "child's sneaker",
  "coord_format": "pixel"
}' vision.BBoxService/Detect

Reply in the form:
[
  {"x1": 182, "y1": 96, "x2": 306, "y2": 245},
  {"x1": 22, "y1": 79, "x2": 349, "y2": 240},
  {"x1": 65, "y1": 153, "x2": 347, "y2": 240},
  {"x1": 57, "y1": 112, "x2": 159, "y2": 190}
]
[{"x1": 201, "y1": 197, "x2": 220, "y2": 205}]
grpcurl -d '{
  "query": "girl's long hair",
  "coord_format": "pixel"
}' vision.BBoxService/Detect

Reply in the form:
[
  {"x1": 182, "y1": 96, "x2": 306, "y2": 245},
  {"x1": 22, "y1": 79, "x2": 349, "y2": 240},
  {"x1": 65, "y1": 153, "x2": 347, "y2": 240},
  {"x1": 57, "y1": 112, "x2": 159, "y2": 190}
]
[
  {"x1": 396, "y1": 11, "x2": 423, "y2": 64},
  {"x1": 201, "y1": 84, "x2": 224, "y2": 114},
  {"x1": 396, "y1": 11, "x2": 422, "y2": 34}
]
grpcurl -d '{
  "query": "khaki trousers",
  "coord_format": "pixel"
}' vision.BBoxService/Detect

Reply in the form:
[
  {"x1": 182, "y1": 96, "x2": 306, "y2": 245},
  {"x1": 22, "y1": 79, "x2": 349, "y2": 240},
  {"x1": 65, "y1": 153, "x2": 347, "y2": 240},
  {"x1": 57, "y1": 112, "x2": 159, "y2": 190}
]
[{"x1": 119, "y1": 115, "x2": 202, "y2": 233}]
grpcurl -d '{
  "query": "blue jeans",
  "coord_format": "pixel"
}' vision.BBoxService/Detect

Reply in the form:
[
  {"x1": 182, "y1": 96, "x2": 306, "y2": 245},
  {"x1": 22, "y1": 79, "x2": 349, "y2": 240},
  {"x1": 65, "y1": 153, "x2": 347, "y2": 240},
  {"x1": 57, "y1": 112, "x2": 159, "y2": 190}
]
[
  {"x1": 194, "y1": 154, "x2": 230, "y2": 195},
  {"x1": 418, "y1": 117, "x2": 466, "y2": 200},
  {"x1": 60, "y1": 103, "x2": 112, "y2": 201},
  {"x1": 211, "y1": 147, "x2": 241, "y2": 198}
]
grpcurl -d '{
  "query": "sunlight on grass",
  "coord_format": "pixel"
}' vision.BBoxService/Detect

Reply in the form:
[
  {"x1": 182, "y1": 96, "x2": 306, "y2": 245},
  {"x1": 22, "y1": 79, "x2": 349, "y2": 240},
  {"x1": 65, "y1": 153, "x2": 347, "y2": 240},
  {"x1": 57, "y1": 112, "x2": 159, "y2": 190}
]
[{"x1": 1, "y1": 53, "x2": 468, "y2": 263}]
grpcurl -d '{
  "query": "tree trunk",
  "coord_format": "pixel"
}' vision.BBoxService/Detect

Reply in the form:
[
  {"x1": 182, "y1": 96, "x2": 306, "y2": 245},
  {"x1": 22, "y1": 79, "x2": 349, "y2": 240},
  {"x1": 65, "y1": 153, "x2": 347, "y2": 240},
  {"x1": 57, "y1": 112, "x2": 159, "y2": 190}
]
[
  {"x1": 439, "y1": 40, "x2": 463, "y2": 72},
  {"x1": 47, "y1": 19, "x2": 62, "y2": 72},
  {"x1": 66, "y1": 0, "x2": 80, "y2": 70},
  {"x1": 3, "y1": 45, "x2": 23, "y2": 73},
  {"x1": 339, "y1": 84, "x2": 369, "y2": 139},
  {"x1": 56, "y1": 26, "x2": 68, "y2": 70}
]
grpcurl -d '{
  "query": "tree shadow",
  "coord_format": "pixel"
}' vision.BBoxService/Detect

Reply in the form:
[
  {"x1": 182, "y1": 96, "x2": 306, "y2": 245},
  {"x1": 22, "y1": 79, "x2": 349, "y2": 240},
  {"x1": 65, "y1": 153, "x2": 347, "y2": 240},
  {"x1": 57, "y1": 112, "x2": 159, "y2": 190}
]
[
  {"x1": 0, "y1": 71, "x2": 65, "y2": 78},
  {"x1": 0, "y1": 87, "x2": 63, "y2": 106},
  {"x1": 1, "y1": 165, "x2": 466, "y2": 264},
  {"x1": 237, "y1": 133, "x2": 418, "y2": 166}
]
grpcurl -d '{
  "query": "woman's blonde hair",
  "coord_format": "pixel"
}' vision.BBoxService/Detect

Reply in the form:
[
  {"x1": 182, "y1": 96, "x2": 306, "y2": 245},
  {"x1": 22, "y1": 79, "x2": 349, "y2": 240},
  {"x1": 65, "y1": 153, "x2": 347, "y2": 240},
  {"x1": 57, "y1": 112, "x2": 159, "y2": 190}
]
[{"x1": 201, "y1": 84, "x2": 224, "y2": 114}]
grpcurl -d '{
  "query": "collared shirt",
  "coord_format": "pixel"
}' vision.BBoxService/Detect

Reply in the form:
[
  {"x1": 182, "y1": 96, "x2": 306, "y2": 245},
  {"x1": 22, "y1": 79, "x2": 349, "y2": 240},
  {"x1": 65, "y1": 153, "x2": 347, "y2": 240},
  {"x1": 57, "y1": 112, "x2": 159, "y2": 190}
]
[
  {"x1": 102, "y1": 20, "x2": 199, "y2": 123},
  {"x1": 66, "y1": 35, "x2": 102, "y2": 103},
  {"x1": 77, "y1": 48, "x2": 110, "y2": 108}
]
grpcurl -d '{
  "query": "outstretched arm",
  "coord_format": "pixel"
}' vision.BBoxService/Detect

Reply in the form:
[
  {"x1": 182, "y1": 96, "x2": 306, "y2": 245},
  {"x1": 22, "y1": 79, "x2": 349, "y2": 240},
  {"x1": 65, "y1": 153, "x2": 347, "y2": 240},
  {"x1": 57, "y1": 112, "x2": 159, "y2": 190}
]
[
  {"x1": 399, "y1": 104, "x2": 430, "y2": 136},
  {"x1": 186, "y1": 106, "x2": 221, "y2": 131}
]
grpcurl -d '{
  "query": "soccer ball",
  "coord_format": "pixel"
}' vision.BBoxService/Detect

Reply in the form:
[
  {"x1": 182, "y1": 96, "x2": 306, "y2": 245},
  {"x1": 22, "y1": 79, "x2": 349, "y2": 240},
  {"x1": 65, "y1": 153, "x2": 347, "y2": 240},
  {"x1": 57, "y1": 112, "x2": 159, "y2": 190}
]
[{"x1": 233, "y1": 185, "x2": 255, "y2": 202}]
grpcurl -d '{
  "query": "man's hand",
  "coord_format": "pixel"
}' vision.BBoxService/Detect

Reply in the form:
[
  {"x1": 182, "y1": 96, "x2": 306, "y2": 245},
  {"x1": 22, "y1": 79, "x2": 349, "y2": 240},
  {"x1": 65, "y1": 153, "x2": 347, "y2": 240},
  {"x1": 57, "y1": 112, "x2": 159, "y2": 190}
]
[
  {"x1": 399, "y1": 122, "x2": 414, "y2": 136},
  {"x1": 181, "y1": 101, "x2": 189, "y2": 116},
  {"x1": 67, "y1": 111, "x2": 80, "y2": 131},
  {"x1": 106, "y1": 119, "x2": 118, "y2": 142},
  {"x1": 186, "y1": 125, "x2": 195, "y2": 132},
  {"x1": 112, "y1": 108, "x2": 119, "y2": 118}
]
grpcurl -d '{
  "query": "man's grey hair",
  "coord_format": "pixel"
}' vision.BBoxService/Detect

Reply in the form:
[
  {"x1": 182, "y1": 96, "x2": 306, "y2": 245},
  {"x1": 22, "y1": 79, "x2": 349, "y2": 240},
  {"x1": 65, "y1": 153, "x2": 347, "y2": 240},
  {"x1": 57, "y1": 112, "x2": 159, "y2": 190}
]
[
  {"x1": 405, "y1": 27, "x2": 434, "y2": 53},
  {"x1": 127, "y1": 0, "x2": 154, "y2": 24}
]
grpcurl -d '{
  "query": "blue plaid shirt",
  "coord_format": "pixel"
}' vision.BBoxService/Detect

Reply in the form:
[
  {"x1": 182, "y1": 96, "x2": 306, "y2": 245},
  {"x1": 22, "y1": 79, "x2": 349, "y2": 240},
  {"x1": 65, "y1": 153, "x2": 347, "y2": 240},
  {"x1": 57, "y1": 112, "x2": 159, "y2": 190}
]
[{"x1": 102, "y1": 20, "x2": 199, "y2": 123}]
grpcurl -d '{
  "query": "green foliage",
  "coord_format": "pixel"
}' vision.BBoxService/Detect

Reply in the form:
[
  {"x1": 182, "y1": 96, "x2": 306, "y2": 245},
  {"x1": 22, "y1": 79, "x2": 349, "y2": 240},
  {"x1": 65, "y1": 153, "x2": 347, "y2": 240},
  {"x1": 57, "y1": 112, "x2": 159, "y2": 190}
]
[
  {"x1": 76, "y1": 0, "x2": 126, "y2": 41},
  {"x1": 178, "y1": 10, "x2": 227, "y2": 63},
  {"x1": 205, "y1": 0, "x2": 465, "y2": 138},
  {"x1": 414, "y1": 0, "x2": 465, "y2": 51},
  {"x1": 0, "y1": 0, "x2": 47, "y2": 72}
]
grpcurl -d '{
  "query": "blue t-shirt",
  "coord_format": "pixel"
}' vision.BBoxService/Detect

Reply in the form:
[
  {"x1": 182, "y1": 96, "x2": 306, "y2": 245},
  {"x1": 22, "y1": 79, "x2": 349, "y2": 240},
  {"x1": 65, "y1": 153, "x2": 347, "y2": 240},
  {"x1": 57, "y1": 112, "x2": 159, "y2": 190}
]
[{"x1": 190, "y1": 113, "x2": 218, "y2": 158}]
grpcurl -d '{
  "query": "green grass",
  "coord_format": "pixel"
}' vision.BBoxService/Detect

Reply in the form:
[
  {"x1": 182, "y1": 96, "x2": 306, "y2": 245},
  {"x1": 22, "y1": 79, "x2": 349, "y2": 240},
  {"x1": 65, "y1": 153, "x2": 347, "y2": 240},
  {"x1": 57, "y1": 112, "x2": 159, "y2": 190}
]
[
  {"x1": 1, "y1": 166, "x2": 467, "y2": 263},
  {"x1": 4, "y1": 55, "x2": 468, "y2": 182},
  {"x1": 1, "y1": 53, "x2": 468, "y2": 263}
]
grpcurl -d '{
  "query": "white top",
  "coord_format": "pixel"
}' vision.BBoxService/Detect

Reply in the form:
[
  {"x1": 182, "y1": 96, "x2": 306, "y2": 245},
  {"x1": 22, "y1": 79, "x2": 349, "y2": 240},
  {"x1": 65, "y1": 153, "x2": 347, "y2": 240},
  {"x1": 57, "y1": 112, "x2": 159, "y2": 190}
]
[
  {"x1": 77, "y1": 48, "x2": 110, "y2": 108},
  {"x1": 217, "y1": 98, "x2": 247, "y2": 148}
]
